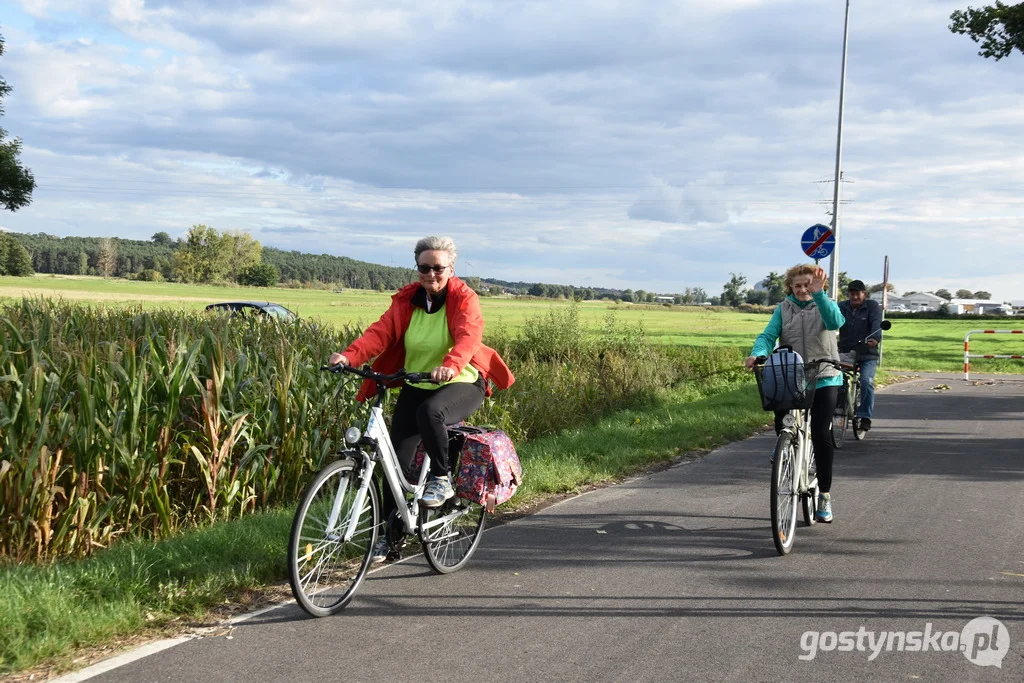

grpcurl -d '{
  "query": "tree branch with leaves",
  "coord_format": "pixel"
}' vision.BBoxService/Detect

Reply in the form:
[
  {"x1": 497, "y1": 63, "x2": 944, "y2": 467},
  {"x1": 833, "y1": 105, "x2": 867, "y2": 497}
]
[
  {"x1": 0, "y1": 33, "x2": 36, "y2": 212},
  {"x1": 950, "y1": 2, "x2": 1024, "y2": 60}
]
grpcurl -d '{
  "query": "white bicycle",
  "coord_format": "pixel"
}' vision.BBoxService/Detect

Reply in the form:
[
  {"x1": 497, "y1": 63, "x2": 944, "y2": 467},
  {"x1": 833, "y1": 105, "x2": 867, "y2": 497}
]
[
  {"x1": 755, "y1": 358, "x2": 841, "y2": 555},
  {"x1": 288, "y1": 365, "x2": 488, "y2": 617}
]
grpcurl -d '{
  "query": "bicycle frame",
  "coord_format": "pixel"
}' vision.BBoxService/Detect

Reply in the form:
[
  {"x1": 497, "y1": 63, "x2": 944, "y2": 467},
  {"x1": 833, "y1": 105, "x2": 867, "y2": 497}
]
[
  {"x1": 334, "y1": 388, "x2": 468, "y2": 544},
  {"x1": 781, "y1": 407, "x2": 816, "y2": 496},
  {"x1": 757, "y1": 355, "x2": 839, "y2": 554}
]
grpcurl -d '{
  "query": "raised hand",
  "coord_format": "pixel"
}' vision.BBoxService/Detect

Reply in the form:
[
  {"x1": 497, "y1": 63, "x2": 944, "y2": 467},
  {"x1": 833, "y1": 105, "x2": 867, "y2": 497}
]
[{"x1": 809, "y1": 266, "x2": 828, "y2": 293}]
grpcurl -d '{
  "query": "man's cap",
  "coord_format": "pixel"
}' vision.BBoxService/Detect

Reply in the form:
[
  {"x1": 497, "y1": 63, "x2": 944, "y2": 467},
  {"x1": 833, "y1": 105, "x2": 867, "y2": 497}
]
[{"x1": 847, "y1": 279, "x2": 866, "y2": 291}]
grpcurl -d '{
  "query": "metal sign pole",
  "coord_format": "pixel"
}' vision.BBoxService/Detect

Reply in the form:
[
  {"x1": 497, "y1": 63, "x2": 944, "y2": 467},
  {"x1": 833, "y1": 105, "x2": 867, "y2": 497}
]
[
  {"x1": 828, "y1": 0, "x2": 851, "y2": 301},
  {"x1": 879, "y1": 254, "x2": 889, "y2": 364}
]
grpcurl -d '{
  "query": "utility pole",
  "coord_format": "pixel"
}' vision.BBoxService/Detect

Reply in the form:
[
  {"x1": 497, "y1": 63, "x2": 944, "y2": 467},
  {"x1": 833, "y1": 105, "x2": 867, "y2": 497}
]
[{"x1": 828, "y1": 0, "x2": 851, "y2": 301}]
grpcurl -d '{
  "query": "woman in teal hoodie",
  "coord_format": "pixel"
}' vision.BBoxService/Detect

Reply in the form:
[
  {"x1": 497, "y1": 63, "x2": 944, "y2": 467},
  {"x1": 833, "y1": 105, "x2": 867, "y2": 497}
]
[{"x1": 745, "y1": 265, "x2": 845, "y2": 523}]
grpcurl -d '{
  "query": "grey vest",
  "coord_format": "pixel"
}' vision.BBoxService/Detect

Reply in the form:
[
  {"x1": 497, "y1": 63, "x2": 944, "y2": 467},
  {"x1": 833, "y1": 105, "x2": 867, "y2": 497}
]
[{"x1": 779, "y1": 298, "x2": 840, "y2": 381}]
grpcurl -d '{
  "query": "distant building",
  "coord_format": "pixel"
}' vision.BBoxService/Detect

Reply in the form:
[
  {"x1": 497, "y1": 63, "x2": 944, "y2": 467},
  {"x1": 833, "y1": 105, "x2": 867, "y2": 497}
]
[
  {"x1": 655, "y1": 296, "x2": 674, "y2": 304},
  {"x1": 872, "y1": 291, "x2": 1016, "y2": 315},
  {"x1": 871, "y1": 291, "x2": 946, "y2": 312},
  {"x1": 948, "y1": 299, "x2": 1013, "y2": 316}
]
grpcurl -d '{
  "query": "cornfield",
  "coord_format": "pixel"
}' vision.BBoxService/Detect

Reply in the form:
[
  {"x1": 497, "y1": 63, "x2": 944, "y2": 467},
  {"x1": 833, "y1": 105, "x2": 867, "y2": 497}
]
[
  {"x1": 0, "y1": 299, "x2": 745, "y2": 562},
  {"x1": 0, "y1": 299, "x2": 362, "y2": 561}
]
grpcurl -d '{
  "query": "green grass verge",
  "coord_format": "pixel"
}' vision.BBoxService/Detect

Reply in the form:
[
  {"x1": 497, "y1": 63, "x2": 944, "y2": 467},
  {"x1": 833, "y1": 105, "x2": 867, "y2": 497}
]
[
  {"x1": 521, "y1": 382, "x2": 768, "y2": 490},
  {"x1": 0, "y1": 379, "x2": 768, "y2": 676},
  {"x1": 0, "y1": 510, "x2": 294, "y2": 675}
]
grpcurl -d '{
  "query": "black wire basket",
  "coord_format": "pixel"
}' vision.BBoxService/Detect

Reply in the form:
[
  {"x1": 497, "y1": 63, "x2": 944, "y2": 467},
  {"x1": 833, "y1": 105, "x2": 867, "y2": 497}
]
[{"x1": 753, "y1": 359, "x2": 815, "y2": 412}]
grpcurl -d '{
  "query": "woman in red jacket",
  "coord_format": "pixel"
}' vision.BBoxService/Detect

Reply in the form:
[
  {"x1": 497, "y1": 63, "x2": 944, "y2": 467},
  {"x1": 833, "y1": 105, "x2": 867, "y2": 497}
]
[{"x1": 329, "y1": 236, "x2": 514, "y2": 561}]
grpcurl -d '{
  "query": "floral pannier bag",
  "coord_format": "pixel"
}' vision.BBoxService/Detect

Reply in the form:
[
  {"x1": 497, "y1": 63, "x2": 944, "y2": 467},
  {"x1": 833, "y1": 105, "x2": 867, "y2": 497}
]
[
  {"x1": 452, "y1": 426, "x2": 522, "y2": 512},
  {"x1": 413, "y1": 425, "x2": 522, "y2": 512}
]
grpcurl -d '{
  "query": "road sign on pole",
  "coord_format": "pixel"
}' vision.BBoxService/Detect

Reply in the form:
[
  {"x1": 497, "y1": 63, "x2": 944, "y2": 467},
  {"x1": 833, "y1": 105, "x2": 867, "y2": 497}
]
[{"x1": 801, "y1": 224, "x2": 835, "y2": 261}]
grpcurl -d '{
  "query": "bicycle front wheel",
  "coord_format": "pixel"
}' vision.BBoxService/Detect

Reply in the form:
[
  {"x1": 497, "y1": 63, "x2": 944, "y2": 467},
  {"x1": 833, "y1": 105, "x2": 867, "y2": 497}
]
[
  {"x1": 770, "y1": 432, "x2": 798, "y2": 556},
  {"x1": 419, "y1": 496, "x2": 487, "y2": 574},
  {"x1": 852, "y1": 382, "x2": 867, "y2": 441},
  {"x1": 831, "y1": 406, "x2": 849, "y2": 449},
  {"x1": 288, "y1": 458, "x2": 379, "y2": 617},
  {"x1": 832, "y1": 378, "x2": 850, "y2": 449},
  {"x1": 802, "y1": 444, "x2": 819, "y2": 527}
]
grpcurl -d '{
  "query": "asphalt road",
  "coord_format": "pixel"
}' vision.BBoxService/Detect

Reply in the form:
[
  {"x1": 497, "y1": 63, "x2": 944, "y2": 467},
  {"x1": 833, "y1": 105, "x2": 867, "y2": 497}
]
[{"x1": 65, "y1": 373, "x2": 1024, "y2": 682}]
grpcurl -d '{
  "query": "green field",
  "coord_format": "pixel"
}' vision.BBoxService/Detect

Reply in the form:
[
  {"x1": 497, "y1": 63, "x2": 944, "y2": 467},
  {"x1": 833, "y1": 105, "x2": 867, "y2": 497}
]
[
  {"x1": 0, "y1": 274, "x2": 759, "y2": 339},
  {"x1": 3, "y1": 274, "x2": 1021, "y2": 374}
]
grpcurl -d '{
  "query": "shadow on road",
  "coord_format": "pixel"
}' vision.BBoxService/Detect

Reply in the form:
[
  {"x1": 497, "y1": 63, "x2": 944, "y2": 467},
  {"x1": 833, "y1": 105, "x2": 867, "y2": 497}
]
[{"x1": 252, "y1": 588, "x2": 1024, "y2": 626}]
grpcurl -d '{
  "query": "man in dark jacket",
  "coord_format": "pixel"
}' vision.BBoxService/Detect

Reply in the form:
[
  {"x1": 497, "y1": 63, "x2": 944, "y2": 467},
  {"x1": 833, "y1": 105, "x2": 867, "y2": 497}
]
[{"x1": 838, "y1": 279, "x2": 883, "y2": 430}]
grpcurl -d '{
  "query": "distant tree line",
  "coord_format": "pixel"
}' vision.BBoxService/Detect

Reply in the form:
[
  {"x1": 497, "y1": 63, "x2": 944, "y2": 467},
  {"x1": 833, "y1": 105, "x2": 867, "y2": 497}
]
[
  {"x1": 262, "y1": 249, "x2": 414, "y2": 290},
  {"x1": 9, "y1": 231, "x2": 175, "y2": 279},
  {"x1": 6, "y1": 228, "x2": 417, "y2": 289},
  {"x1": 928, "y1": 288, "x2": 992, "y2": 300},
  {"x1": 478, "y1": 277, "x2": 706, "y2": 304},
  {"x1": 10, "y1": 228, "x2": 711, "y2": 301},
  {"x1": 0, "y1": 232, "x2": 34, "y2": 275}
]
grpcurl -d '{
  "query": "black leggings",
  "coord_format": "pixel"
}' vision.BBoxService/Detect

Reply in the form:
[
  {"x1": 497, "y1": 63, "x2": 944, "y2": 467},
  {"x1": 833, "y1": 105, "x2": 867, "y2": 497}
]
[
  {"x1": 381, "y1": 379, "x2": 485, "y2": 518},
  {"x1": 775, "y1": 385, "x2": 838, "y2": 493}
]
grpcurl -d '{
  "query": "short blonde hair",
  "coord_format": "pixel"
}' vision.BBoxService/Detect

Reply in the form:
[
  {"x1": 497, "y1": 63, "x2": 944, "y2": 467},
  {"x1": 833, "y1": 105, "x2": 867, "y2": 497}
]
[
  {"x1": 783, "y1": 263, "x2": 828, "y2": 295},
  {"x1": 414, "y1": 236, "x2": 457, "y2": 264}
]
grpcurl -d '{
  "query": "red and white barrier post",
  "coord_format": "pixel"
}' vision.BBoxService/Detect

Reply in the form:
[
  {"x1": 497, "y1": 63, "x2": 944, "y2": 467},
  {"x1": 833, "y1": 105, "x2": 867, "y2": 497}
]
[{"x1": 963, "y1": 330, "x2": 1024, "y2": 380}]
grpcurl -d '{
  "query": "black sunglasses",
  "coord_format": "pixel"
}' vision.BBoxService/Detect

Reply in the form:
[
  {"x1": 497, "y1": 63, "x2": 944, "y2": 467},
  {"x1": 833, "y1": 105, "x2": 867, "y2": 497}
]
[{"x1": 416, "y1": 263, "x2": 449, "y2": 274}]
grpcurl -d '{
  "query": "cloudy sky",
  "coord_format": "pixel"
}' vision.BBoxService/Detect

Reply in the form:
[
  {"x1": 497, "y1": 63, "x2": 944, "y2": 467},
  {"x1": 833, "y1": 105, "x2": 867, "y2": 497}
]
[{"x1": 1, "y1": 0, "x2": 1022, "y2": 300}]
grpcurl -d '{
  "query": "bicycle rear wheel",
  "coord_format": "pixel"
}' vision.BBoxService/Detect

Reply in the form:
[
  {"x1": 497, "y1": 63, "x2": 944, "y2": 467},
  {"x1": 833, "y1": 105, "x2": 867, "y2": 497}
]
[
  {"x1": 289, "y1": 458, "x2": 379, "y2": 617},
  {"x1": 419, "y1": 496, "x2": 487, "y2": 574},
  {"x1": 770, "y1": 432, "x2": 798, "y2": 555}
]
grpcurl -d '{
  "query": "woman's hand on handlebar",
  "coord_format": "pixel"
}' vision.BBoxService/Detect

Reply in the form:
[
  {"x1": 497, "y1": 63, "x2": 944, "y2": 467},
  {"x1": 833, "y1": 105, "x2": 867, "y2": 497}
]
[
  {"x1": 744, "y1": 355, "x2": 760, "y2": 370},
  {"x1": 431, "y1": 365, "x2": 456, "y2": 382},
  {"x1": 328, "y1": 352, "x2": 349, "y2": 367}
]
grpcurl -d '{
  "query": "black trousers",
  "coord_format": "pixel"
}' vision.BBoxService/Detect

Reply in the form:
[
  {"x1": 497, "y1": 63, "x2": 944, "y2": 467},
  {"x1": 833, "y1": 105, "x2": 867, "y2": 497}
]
[
  {"x1": 381, "y1": 378, "x2": 486, "y2": 519},
  {"x1": 774, "y1": 385, "x2": 838, "y2": 493}
]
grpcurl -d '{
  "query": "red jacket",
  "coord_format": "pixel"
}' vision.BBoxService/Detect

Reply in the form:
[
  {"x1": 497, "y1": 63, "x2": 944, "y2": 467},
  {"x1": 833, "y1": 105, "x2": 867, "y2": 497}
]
[{"x1": 342, "y1": 276, "x2": 515, "y2": 402}]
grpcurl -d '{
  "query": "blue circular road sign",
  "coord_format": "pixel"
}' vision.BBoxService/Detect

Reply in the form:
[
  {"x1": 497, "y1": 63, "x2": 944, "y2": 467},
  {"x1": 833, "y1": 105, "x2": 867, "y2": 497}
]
[{"x1": 801, "y1": 224, "x2": 835, "y2": 259}]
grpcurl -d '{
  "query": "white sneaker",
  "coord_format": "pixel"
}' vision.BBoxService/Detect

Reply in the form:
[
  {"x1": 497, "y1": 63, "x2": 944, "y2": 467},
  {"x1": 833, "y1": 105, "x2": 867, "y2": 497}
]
[
  {"x1": 420, "y1": 476, "x2": 455, "y2": 508},
  {"x1": 370, "y1": 537, "x2": 390, "y2": 564},
  {"x1": 815, "y1": 493, "x2": 833, "y2": 523}
]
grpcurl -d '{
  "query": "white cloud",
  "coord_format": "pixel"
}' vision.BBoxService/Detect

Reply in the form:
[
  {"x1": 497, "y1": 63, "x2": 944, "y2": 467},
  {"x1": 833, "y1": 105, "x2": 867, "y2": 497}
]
[{"x1": 2, "y1": 0, "x2": 1023, "y2": 300}]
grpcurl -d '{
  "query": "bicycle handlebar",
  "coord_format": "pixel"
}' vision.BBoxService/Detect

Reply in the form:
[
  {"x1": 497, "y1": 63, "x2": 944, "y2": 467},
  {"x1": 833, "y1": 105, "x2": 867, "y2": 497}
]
[
  {"x1": 321, "y1": 364, "x2": 438, "y2": 385},
  {"x1": 751, "y1": 357, "x2": 842, "y2": 371},
  {"x1": 854, "y1": 319, "x2": 892, "y2": 344}
]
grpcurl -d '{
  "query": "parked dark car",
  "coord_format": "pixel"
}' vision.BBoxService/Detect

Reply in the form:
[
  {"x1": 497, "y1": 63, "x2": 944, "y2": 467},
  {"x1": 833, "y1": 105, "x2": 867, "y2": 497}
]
[{"x1": 205, "y1": 301, "x2": 297, "y2": 321}]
